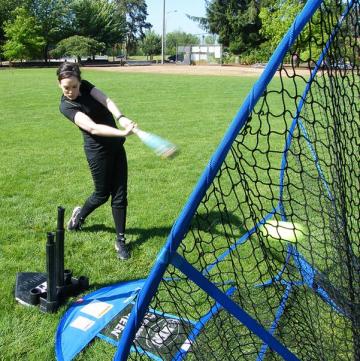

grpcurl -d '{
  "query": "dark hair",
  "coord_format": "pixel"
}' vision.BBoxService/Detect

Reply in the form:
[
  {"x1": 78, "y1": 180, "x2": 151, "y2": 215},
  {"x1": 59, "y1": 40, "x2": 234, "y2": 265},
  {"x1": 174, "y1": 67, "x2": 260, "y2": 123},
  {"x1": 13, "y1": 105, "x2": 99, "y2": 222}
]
[{"x1": 57, "y1": 62, "x2": 81, "y2": 81}]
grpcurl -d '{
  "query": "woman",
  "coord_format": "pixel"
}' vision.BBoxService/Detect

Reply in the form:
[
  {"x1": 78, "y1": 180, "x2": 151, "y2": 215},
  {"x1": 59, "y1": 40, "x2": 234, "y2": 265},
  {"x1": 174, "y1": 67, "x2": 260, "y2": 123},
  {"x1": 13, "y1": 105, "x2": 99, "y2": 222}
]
[{"x1": 57, "y1": 62, "x2": 136, "y2": 260}]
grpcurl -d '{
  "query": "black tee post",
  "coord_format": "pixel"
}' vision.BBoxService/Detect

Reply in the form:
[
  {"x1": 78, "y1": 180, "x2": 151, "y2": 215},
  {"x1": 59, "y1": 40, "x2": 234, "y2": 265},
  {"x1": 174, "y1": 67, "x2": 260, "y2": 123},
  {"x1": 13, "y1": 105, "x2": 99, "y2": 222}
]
[
  {"x1": 56, "y1": 206, "x2": 65, "y2": 289},
  {"x1": 46, "y1": 232, "x2": 57, "y2": 306}
]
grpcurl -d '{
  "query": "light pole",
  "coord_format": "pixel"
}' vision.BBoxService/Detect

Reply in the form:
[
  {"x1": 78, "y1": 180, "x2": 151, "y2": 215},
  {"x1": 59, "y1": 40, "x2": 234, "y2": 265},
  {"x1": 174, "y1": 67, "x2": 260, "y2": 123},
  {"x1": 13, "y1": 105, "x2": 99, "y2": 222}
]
[
  {"x1": 165, "y1": 10, "x2": 177, "y2": 58},
  {"x1": 161, "y1": 1, "x2": 177, "y2": 64},
  {"x1": 161, "y1": 0, "x2": 165, "y2": 64}
]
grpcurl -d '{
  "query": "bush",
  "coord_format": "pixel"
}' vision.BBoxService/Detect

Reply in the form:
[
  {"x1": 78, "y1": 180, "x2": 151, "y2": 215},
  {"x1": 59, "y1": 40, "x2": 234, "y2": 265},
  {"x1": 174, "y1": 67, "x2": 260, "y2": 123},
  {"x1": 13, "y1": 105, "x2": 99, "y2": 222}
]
[
  {"x1": 221, "y1": 52, "x2": 237, "y2": 64},
  {"x1": 239, "y1": 48, "x2": 271, "y2": 65}
]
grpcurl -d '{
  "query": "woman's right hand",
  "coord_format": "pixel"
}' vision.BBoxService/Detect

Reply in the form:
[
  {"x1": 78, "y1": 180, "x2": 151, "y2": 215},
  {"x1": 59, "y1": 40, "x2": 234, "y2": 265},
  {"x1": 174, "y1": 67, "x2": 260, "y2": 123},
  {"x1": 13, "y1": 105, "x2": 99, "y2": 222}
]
[{"x1": 123, "y1": 122, "x2": 137, "y2": 136}]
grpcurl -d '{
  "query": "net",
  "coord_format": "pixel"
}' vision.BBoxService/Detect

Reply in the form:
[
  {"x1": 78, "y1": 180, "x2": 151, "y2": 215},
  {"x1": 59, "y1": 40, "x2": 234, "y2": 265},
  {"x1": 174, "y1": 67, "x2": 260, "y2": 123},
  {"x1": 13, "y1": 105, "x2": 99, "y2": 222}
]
[{"x1": 116, "y1": 0, "x2": 359, "y2": 359}]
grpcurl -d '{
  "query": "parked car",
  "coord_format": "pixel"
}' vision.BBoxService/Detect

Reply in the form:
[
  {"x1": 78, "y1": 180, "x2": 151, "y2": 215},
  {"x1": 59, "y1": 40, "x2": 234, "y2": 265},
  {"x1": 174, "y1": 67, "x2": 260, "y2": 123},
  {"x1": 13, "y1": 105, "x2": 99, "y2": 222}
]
[
  {"x1": 323, "y1": 59, "x2": 353, "y2": 70},
  {"x1": 167, "y1": 54, "x2": 184, "y2": 62}
]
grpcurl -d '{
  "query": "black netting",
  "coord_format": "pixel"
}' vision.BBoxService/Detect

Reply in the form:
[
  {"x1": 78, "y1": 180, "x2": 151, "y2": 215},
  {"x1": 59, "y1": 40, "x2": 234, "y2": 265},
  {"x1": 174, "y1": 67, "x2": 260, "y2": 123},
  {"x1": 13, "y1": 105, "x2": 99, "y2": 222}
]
[{"x1": 126, "y1": 0, "x2": 359, "y2": 360}]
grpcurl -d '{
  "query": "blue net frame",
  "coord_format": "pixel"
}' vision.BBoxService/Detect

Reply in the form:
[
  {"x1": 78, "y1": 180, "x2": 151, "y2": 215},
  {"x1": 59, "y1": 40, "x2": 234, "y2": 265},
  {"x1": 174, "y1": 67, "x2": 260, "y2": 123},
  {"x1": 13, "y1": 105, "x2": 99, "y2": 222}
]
[{"x1": 115, "y1": 0, "x2": 359, "y2": 360}]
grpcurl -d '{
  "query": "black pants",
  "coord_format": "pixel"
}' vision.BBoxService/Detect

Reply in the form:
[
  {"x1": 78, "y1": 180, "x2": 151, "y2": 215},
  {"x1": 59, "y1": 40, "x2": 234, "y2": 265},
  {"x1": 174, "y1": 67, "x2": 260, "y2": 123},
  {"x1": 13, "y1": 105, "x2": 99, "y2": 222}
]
[{"x1": 79, "y1": 146, "x2": 128, "y2": 235}]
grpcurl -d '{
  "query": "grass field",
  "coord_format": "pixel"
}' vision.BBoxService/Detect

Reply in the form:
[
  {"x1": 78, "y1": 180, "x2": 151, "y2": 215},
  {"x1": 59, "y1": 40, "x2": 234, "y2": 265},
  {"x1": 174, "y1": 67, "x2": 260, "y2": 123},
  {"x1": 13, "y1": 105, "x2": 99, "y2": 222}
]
[
  {"x1": 0, "y1": 68, "x2": 259, "y2": 360},
  {"x1": 2, "y1": 66, "x2": 356, "y2": 361}
]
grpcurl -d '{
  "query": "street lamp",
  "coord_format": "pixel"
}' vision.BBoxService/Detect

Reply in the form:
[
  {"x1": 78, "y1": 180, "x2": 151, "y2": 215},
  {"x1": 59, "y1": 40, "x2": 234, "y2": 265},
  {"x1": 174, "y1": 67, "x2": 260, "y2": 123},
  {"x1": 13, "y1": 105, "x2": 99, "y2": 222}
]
[
  {"x1": 165, "y1": 10, "x2": 177, "y2": 58},
  {"x1": 161, "y1": 0, "x2": 165, "y2": 64},
  {"x1": 161, "y1": 0, "x2": 177, "y2": 64}
]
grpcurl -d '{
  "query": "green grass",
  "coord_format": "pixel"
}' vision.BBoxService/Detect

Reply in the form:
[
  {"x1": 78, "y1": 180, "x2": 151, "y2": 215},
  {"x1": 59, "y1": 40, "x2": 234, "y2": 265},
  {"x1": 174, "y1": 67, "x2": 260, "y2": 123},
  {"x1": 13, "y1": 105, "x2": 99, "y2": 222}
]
[
  {"x1": 2, "y1": 67, "x2": 356, "y2": 361},
  {"x1": 0, "y1": 68, "x2": 259, "y2": 360}
]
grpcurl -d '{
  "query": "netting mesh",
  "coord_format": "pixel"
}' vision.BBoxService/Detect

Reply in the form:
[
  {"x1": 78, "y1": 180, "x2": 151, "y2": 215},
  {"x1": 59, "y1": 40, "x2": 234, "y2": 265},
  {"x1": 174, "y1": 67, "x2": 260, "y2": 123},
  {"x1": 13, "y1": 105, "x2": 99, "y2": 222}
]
[{"x1": 125, "y1": 0, "x2": 359, "y2": 360}]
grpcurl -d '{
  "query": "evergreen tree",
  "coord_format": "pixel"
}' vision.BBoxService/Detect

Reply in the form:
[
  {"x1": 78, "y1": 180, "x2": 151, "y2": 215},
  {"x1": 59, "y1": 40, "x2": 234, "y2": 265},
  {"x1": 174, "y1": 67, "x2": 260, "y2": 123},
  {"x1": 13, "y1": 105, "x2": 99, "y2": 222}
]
[
  {"x1": 207, "y1": 0, "x2": 264, "y2": 54},
  {"x1": 189, "y1": 0, "x2": 265, "y2": 55},
  {"x1": 115, "y1": 0, "x2": 151, "y2": 56}
]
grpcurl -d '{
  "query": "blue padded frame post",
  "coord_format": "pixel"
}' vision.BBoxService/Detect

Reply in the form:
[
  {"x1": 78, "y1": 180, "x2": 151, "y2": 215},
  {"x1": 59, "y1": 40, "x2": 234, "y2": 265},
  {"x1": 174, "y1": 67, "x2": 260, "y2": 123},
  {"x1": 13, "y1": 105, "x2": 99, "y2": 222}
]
[{"x1": 115, "y1": 1, "x2": 326, "y2": 359}]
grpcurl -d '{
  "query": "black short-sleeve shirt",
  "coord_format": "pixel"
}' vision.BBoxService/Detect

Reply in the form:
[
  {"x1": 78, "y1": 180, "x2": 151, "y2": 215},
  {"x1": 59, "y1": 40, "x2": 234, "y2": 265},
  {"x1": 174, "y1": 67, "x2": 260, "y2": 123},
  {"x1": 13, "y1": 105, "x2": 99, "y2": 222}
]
[{"x1": 59, "y1": 80, "x2": 124, "y2": 156}]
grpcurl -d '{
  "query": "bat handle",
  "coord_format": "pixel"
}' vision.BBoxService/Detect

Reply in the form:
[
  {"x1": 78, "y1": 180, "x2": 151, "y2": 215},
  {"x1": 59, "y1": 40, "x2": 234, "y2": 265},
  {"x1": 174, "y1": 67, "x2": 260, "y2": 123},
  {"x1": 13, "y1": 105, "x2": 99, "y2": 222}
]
[
  {"x1": 132, "y1": 126, "x2": 140, "y2": 135},
  {"x1": 133, "y1": 127, "x2": 146, "y2": 138}
]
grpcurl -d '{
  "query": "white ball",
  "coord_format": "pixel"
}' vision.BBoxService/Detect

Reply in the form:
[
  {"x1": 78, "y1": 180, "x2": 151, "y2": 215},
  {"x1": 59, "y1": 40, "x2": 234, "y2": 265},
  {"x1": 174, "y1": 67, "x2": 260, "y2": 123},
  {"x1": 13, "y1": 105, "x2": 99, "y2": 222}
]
[
  {"x1": 258, "y1": 220, "x2": 307, "y2": 262},
  {"x1": 260, "y1": 220, "x2": 306, "y2": 243}
]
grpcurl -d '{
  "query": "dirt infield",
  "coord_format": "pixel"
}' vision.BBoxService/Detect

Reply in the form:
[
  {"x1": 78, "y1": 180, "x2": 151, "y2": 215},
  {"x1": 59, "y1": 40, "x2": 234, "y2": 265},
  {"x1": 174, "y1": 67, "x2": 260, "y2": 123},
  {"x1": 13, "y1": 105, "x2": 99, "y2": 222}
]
[{"x1": 85, "y1": 64, "x2": 267, "y2": 77}]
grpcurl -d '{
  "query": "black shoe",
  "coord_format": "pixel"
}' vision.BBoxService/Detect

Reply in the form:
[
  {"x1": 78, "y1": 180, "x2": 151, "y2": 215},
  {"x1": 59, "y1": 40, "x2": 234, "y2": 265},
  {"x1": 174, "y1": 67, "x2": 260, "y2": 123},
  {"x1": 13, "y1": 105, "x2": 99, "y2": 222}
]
[
  {"x1": 67, "y1": 206, "x2": 83, "y2": 231},
  {"x1": 115, "y1": 238, "x2": 130, "y2": 260}
]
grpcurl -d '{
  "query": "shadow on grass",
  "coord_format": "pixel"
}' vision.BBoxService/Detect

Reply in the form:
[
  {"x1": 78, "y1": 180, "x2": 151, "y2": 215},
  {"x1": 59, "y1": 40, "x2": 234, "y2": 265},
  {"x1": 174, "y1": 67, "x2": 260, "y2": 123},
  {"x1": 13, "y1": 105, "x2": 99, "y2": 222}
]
[
  {"x1": 81, "y1": 211, "x2": 252, "y2": 292},
  {"x1": 82, "y1": 224, "x2": 114, "y2": 233},
  {"x1": 84, "y1": 209, "x2": 248, "y2": 250},
  {"x1": 127, "y1": 226, "x2": 172, "y2": 249},
  {"x1": 190, "y1": 210, "x2": 248, "y2": 239},
  {"x1": 82, "y1": 223, "x2": 172, "y2": 249}
]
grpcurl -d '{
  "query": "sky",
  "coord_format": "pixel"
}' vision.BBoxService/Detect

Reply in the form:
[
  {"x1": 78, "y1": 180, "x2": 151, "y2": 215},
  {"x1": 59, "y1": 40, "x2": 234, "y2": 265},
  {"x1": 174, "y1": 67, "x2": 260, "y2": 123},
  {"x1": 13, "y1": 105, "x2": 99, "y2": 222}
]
[{"x1": 145, "y1": 0, "x2": 207, "y2": 36}]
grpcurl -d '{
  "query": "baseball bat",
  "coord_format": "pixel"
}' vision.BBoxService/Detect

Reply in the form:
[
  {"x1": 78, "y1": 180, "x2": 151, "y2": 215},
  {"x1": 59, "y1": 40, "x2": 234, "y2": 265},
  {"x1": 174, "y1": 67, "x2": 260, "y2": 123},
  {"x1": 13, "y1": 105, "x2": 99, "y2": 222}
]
[{"x1": 133, "y1": 127, "x2": 178, "y2": 158}]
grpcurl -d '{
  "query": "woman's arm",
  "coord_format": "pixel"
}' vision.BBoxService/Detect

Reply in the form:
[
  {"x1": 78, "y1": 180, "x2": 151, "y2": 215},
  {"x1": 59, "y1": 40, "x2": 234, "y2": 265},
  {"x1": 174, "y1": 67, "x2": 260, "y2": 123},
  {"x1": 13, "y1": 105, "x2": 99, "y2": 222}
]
[
  {"x1": 90, "y1": 87, "x2": 135, "y2": 129},
  {"x1": 74, "y1": 111, "x2": 134, "y2": 137}
]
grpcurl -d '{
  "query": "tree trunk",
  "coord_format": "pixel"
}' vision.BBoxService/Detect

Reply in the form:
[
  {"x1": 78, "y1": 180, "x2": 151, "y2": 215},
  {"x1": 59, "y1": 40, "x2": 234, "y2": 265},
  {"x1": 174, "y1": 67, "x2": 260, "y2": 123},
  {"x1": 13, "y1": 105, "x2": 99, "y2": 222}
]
[{"x1": 43, "y1": 43, "x2": 49, "y2": 63}]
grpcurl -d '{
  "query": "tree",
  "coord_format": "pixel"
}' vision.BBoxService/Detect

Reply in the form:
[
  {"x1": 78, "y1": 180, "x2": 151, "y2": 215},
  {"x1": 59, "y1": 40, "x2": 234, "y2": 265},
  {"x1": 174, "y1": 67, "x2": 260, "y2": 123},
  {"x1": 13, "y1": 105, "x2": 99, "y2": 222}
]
[
  {"x1": 70, "y1": 0, "x2": 126, "y2": 49},
  {"x1": 27, "y1": 0, "x2": 74, "y2": 62},
  {"x1": 259, "y1": 0, "x2": 345, "y2": 63},
  {"x1": 140, "y1": 30, "x2": 161, "y2": 60},
  {"x1": 259, "y1": 0, "x2": 304, "y2": 54},
  {"x1": 189, "y1": 0, "x2": 264, "y2": 55},
  {"x1": 211, "y1": 0, "x2": 264, "y2": 54},
  {"x1": 0, "y1": 0, "x2": 29, "y2": 45},
  {"x1": 50, "y1": 35, "x2": 105, "y2": 63},
  {"x1": 115, "y1": 0, "x2": 151, "y2": 56},
  {"x1": 166, "y1": 31, "x2": 200, "y2": 56},
  {"x1": 2, "y1": 7, "x2": 45, "y2": 61}
]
